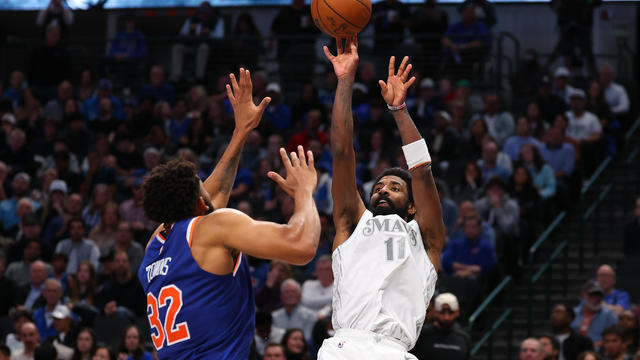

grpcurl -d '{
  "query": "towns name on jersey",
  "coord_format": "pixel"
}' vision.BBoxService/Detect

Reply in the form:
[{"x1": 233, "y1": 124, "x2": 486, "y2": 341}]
[
  {"x1": 145, "y1": 257, "x2": 172, "y2": 282},
  {"x1": 362, "y1": 217, "x2": 418, "y2": 245}
]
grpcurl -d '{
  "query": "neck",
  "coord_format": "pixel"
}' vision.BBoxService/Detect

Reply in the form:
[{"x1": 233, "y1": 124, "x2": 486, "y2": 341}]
[
  {"x1": 46, "y1": 303, "x2": 57, "y2": 311},
  {"x1": 603, "y1": 287, "x2": 614, "y2": 296},
  {"x1": 553, "y1": 326, "x2": 570, "y2": 335},
  {"x1": 72, "y1": 237, "x2": 83, "y2": 243},
  {"x1": 284, "y1": 304, "x2": 296, "y2": 314}
]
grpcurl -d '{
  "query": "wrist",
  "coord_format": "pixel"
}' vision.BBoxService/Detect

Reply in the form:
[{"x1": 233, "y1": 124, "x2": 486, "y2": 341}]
[
  {"x1": 387, "y1": 102, "x2": 407, "y2": 111},
  {"x1": 337, "y1": 76, "x2": 355, "y2": 85}
]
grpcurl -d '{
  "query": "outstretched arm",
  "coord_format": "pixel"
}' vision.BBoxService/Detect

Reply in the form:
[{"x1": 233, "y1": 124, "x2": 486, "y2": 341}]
[
  {"x1": 323, "y1": 37, "x2": 366, "y2": 249},
  {"x1": 379, "y1": 56, "x2": 445, "y2": 270},
  {"x1": 204, "y1": 68, "x2": 271, "y2": 210}
]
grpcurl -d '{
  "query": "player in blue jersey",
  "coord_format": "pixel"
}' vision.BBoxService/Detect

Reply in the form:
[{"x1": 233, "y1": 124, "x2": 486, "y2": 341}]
[{"x1": 137, "y1": 68, "x2": 321, "y2": 360}]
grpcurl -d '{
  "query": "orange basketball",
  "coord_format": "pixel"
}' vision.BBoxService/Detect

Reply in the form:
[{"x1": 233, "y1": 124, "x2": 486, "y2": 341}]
[{"x1": 311, "y1": 0, "x2": 371, "y2": 38}]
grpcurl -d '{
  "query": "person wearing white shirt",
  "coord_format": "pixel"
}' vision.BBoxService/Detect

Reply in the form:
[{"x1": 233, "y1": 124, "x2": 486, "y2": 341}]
[
  {"x1": 254, "y1": 311, "x2": 286, "y2": 357},
  {"x1": 565, "y1": 90, "x2": 602, "y2": 143},
  {"x1": 471, "y1": 94, "x2": 514, "y2": 147},
  {"x1": 271, "y1": 279, "x2": 317, "y2": 340},
  {"x1": 552, "y1": 67, "x2": 577, "y2": 105},
  {"x1": 599, "y1": 65, "x2": 629, "y2": 116},
  {"x1": 301, "y1": 255, "x2": 333, "y2": 319}
]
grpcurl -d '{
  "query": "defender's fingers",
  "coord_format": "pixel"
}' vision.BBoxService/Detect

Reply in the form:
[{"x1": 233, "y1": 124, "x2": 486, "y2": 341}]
[
  {"x1": 378, "y1": 80, "x2": 388, "y2": 94},
  {"x1": 279, "y1": 148, "x2": 293, "y2": 169},
  {"x1": 336, "y1": 38, "x2": 343, "y2": 54},
  {"x1": 290, "y1": 151, "x2": 300, "y2": 166},
  {"x1": 306, "y1": 150, "x2": 314, "y2": 168},
  {"x1": 297, "y1": 145, "x2": 306, "y2": 166},
  {"x1": 225, "y1": 84, "x2": 236, "y2": 103},
  {"x1": 401, "y1": 63, "x2": 413, "y2": 82},
  {"x1": 257, "y1": 97, "x2": 271, "y2": 114},
  {"x1": 388, "y1": 56, "x2": 396, "y2": 77},
  {"x1": 406, "y1": 76, "x2": 417, "y2": 89},
  {"x1": 244, "y1": 69, "x2": 252, "y2": 90},
  {"x1": 267, "y1": 171, "x2": 286, "y2": 187},
  {"x1": 323, "y1": 46, "x2": 334, "y2": 61},
  {"x1": 398, "y1": 56, "x2": 410, "y2": 78},
  {"x1": 229, "y1": 73, "x2": 240, "y2": 93}
]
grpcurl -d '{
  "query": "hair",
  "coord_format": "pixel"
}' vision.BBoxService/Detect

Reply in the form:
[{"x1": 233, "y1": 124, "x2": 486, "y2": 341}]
[
  {"x1": 34, "y1": 342, "x2": 57, "y2": 360},
  {"x1": 370, "y1": 167, "x2": 413, "y2": 202},
  {"x1": 577, "y1": 351, "x2": 602, "y2": 360},
  {"x1": 281, "y1": 328, "x2": 309, "y2": 359},
  {"x1": 463, "y1": 211, "x2": 482, "y2": 226},
  {"x1": 68, "y1": 217, "x2": 86, "y2": 230},
  {"x1": 67, "y1": 260, "x2": 97, "y2": 305},
  {"x1": 539, "y1": 333, "x2": 560, "y2": 351},
  {"x1": 255, "y1": 310, "x2": 273, "y2": 327},
  {"x1": 10, "y1": 308, "x2": 34, "y2": 323},
  {"x1": 485, "y1": 176, "x2": 506, "y2": 192},
  {"x1": 71, "y1": 328, "x2": 97, "y2": 360},
  {"x1": 264, "y1": 343, "x2": 285, "y2": 356},
  {"x1": 557, "y1": 303, "x2": 576, "y2": 320},
  {"x1": 520, "y1": 144, "x2": 546, "y2": 171},
  {"x1": 95, "y1": 202, "x2": 121, "y2": 233},
  {"x1": 142, "y1": 158, "x2": 201, "y2": 224},
  {"x1": 460, "y1": 161, "x2": 483, "y2": 189},
  {"x1": 281, "y1": 278, "x2": 301, "y2": 293},
  {"x1": 603, "y1": 325, "x2": 625, "y2": 340},
  {"x1": 118, "y1": 325, "x2": 145, "y2": 360},
  {"x1": 270, "y1": 260, "x2": 292, "y2": 281},
  {"x1": 93, "y1": 345, "x2": 116, "y2": 360},
  {"x1": 234, "y1": 12, "x2": 260, "y2": 35}
]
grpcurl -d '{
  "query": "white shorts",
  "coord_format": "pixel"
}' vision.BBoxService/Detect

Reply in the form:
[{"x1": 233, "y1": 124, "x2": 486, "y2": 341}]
[{"x1": 317, "y1": 329, "x2": 417, "y2": 360}]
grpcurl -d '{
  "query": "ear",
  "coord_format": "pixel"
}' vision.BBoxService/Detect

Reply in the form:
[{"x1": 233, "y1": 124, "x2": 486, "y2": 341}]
[
  {"x1": 196, "y1": 196, "x2": 209, "y2": 215},
  {"x1": 408, "y1": 202, "x2": 416, "y2": 216}
]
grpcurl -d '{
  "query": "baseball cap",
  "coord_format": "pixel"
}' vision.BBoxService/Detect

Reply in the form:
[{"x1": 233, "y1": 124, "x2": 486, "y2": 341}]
[
  {"x1": 584, "y1": 280, "x2": 604, "y2": 296},
  {"x1": 98, "y1": 78, "x2": 113, "y2": 90},
  {"x1": 51, "y1": 305, "x2": 72, "y2": 320},
  {"x1": 569, "y1": 89, "x2": 586, "y2": 100},
  {"x1": 554, "y1": 67, "x2": 570, "y2": 78},
  {"x1": 434, "y1": 292, "x2": 459, "y2": 312},
  {"x1": 49, "y1": 179, "x2": 68, "y2": 194},
  {"x1": 420, "y1": 78, "x2": 435, "y2": 89},
  {"x1": 14, "y1": 172, "x2": 31, "y2": 183},
  {"x1": 1, "y1": 113, "x2": 16, "y2": 125},
  {"x1": 266, "y1": 83, "x2": 281, "y2": 94}
]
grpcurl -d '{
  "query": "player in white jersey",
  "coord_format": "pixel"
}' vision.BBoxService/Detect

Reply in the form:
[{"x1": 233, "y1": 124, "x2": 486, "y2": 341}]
[{"x1": 317, "y1": 37, "x2": 446, "y2": 360}]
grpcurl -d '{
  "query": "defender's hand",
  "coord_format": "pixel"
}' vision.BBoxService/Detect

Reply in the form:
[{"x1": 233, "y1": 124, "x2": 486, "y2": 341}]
[
  {"x1": 226, "y1": 68, "x2": 271, "y2": 134},
  {"x1": 323, "y1": 36, "x2": 359, "y2": 81},
  {"x1": 379, "y1": 56, "x2": 416, "y2": 106},
  {"x1": 267, "y1": 146, "x2": 317, "y2": 197}
]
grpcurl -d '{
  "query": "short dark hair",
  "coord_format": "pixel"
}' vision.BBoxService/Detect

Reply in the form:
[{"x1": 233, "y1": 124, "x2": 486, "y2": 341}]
[
  {"x1": 485, "y1": 176, "x2": 506, "y2": 192},
  {"x1": 602, "y1": 325, "x2": 625, "y2": 340},
  {"x1": 34, "y1": 342, "x2": 57, "y2": 360},
  {"x1": 559, "y1": 303, "x2": 576, "y2": 320},
  {"x1": 370, "y1": 167, "x2": 413, "y2": 202},
  {"x1": 68, "y1": 217, "x2": 86, "y2": 229},
  {"x1": 264, "y1": 343, "x2": 285, "y2": 354},
  {"x1": 142, "y1": 158, "x2": 200, "y2": 224},
  {"x1": 255, "y1": 310, "x2": 273, "y2": 327},
  {"x1": 539, "y1": 333, "x2": 560, "y2": 350}
]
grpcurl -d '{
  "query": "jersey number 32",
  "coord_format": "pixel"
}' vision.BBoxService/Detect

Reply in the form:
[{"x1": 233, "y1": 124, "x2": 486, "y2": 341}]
[{"x1": 147, "y1": 285, "x2": 191, "y2": 350}]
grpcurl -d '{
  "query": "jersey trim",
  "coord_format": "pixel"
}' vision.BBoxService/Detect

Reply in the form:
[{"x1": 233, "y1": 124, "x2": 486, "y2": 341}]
[
  {"x1": 186, "y1": 217, "x2": 202, "y2": 248},
  {"x1": 156, "y1": 232, "x2": 166, "y2": 244},
  {"x1": 232, "y1": 252, "x2": 243, "y2": 277}
]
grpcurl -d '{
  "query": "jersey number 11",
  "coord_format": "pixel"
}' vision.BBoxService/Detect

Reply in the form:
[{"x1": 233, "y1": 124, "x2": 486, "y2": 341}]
[{"x1": 385, "y1": 236, "x2": 406, "y2": 261}]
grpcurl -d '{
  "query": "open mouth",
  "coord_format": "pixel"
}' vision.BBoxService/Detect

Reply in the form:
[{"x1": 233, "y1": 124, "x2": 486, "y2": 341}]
[{"x1": 376, "y1": 199, "x2": 391, "y2": 207}]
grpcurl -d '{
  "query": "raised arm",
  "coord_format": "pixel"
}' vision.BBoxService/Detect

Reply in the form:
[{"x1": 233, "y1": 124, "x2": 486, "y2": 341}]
[
  {"x1": 202, "y1": 146, "x2": 320, "y2": 265},
  {"x1": 379, "y1": 56, "x2": 445, "y2": 269},
  {"x1": 323, "y1": 37, "x2": 366, "y2": 248},
  {"x1": 204, "y1": 68, "x2": 271, "y2": 210}
]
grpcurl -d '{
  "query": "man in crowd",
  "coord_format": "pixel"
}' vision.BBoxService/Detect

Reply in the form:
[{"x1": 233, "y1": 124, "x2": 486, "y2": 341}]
[
  {"x1": 472, "y1": 94, "x2": 515, "y2": 147},
  {"x1": 601, "y1": 325, "x2": 631, "y2": 360},
  {"x1": 550, "y1": 303, "x2": 594, "y2": 360},
  {"x1": 595, "y1": 264, "x2": 630, "y2": 315},
  {"x1": 441, "y1": 3, "x2": 490, "y2": 80},
  {"x1": 254, "y1": 311, "x2": 285, "y2": 358},
  {"x1": 17, "y1": 261, "x2": 50, "y2": 310},
  {"x1": 479, "y1": 141, "x2": 512, "y2": 183},
  {"x1": 11, "y1": 322, "x2": 40, "y2": 360},
  {"x1": 95, "y1": 250, "x2": 145, "y2": 321},
  {"x1": 503, "y1": 117, "x2": 543, "y2": 162},
  {"x1": 571, "y1": 280, "x2": 619, "y2": 347},
  {"x1": 520, "y1": 338, "x2": 544, "y2": 360},
  {"x1": 411, "y1": 293, "x2": 470, "y2": 359},
  {"x1": 263, "y1": 343, "x2": 286, "y2": 360},
  {"x1": 0, "y1": 173, "x2": 40, "y2": 232},
  {"x1": 271, "y1": 279, "x2": 317, "y2": 340},
  {"x1": 54, "y1": 218, "x2": 100, "y2": 274},
  {"x1": 599, "y1": 65, "x2": 629, "y2": 117},
  {"x1": 539, "y1": 334, "x2": 560, "y2": 360},
  {"x1": 33, "y1": 278, "x2": 64, "y2": 341},
  {"x1": 441, "y1": 212, "x2": 496, "y2": 278},
  {"x1": 50, "y1": 304, "x2": 76, "y2": 359},
  {"x1": 301, "y1": 255, "x2": 333, "y2": 319}
]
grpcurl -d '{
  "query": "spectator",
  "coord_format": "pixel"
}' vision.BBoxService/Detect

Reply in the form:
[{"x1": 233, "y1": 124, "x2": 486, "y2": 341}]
[
  {"x1": 599, "y1": 65, "x2": 629, "y2": 117},
  {"x1": 104, "y1": 221, "x2": 143, "y2": 273},
  {"x1": 475, "y1": 177, "x2": 520, "y2": 239},
  {"x1": 566, "y1": 89, "x2": 603, "y2": 172},
  {"x1": 2, "y1": 129, "x2": 38, "y2": 177},
  {"x1": 619, "y1": 311, "x2": 639, "y2": 355},
  {"x1": 87, "y1": 202, "x2": 120, "y2": 254},
  {"x1": 509, "y1": 166, "x2": 542, "y2": 241},
  {"x1": 537, "y1": 76, "x2": 569, "y2": 122},
  {"x1": 441, "y1": 3, "x2": 490, "y2": 81},
  {"x1": 28, "y1": 24, "x2": 70, "y2": 96},
  {"x1": 622, "y1": 197, "x2": 640, "y2": 255},
  {"x1": 525, "y1": 101, "x2": 550, "y2": 140},
  {"x1": 42, "y1": 81, "x2": 74, "y2": 123},
  {"x1": 0, "y1": 173, "x2": 40, "y2": 232},
  {"x1": 36, "y1": 0, "x2": 73, "y2": 38},
  {"x1": 5, "y1": 310, "x2": 34, "y2": 354},
  {"x1": 254, "y1": 311, "x2": 285, "y2": 357},
  {"x1": 504, "y1": 117, "x2": 544, "y2": 162},
  {"x1": 92, "y1": 346, "x2": 115, "y2": 360},
  {"x1": 33, "y1": 278, "x2": 64, "y2": 341},
  {"x1": 287, "y1": 109, "x2": 328, "y2": 153},
  {"x1": 539, "y1": 334, "x2": 560, "y2": 360},
  {"x1": 553, "y1": 67, "x2": 579, "y2": 105},
  {"x1": 43, "y1": 193, "x2": 83, "y2": 247},
  {"x1": 262, "y1": 343, "x2": 286, "y2": 360},
  {"x1": 116, "y1": 325, "x2": 153, "y2": 360},
  {"x1": 479, "y1": 141, "x2": 511, "y2": 183},
  {"x1": 262, "y1": 83, "x2": 291, "y2": 133},
  {"x1": 271, "y1": 279, "x2": 316, "y2": 340},
  {"x1": 119, "y1": 180, "x2": 156, "y2": 235},
  {"x1": 12, "y1": 322, "x2": 40, "y2": 360},
  {"x1": 540, "y1": 126, "x2": 576, "y2": 183},
  {"x1": 410, "y1": 0, "x2": 449, "y2": 76},
  {"x1": 104, "y1": 15, "x2": 147, "y2": 85},
  {"x1": 170, "y1": 1, "x2": 224, "y2": 83},
  {"x1": 411, "y1": 293, "x2": 471, "y2": 359},
  {"x1": 372, "y1": 0, "x2": 410, "y2": 54},
  {"x1": 451, "y1": 201, "x2": 496, "y2": 246},
  {"x1": 50, "y1": 253, "x2": 68, "y2": 291},
  {"x1": 572, "y1": 280, "x2": 619, "y2": 346},
  {"x1": 586, "y1": 80, "x2": 612, "y2": 123},
  {"x1": 70, "y1": 328, "x2": 96, "y2": 360},
  {"x1": 519, "y1": 144, "x2": 557, "y2": 200},
  {"x1": 301, "y1": 255, "x2": 333, "y2": 319},
  {"x1": 7, "y1": 238, "x2": 49, "y2": 287},
  {"x1": 550, "y1": 303, "x2": 594, "y2": 360},
  {"x1": 280, "y1": 328, "x2": 310, "y2": 360},
  {"x1": 454, "y1": 162, "x2": 484, "y2": 203},
  {"x1": 426, "y1": 111, "x2": 458, "y2": 164},
  {"x1": 66, "y1": 261, "x2": 98, "y2": 320},
  {"x1": 95, "y1": 250, "x2": 145, "y2": 320},
  {"x1": 139, "y1": 66, "x2": 174, "y2": 105},
  {"x1": 410, "y1": 78, "x2": 446, "y2": 125},
  {"x1": 82, "y1": 79, "x2": 124, "y2": 122},
  {"x1": 520, "y1": 338, "x2": 544, "y2": 360},
  {"x1": 3, "y1": 70, "x2": 27, "y2": 109},
  {"x1": 81, "y1": 184, "x2": 111, "y2": 231},
  {"x1": 602, "y1": 325, "x2": 631, "y2": 360},
  {"x1": 54, "y1": 218, "x2": 100, "y2": 275},
  {"x1": 230, "y1": 12, "x2": 263, "y2": 71},
  {"x1": 50, "y1": 305, "x2": 76, "y2": 359},
  {"x1": 472, "y1": 94, "x2": 515, "y2": 147},
  {"x1": 595, "y1": 265, "x2": 631, "y2": 315},
  {"x1": 513, "y1": 50, "x2": 547, "y2": 101},
  {"x1": 441, "y1": 211, "x2": 496, "y2": 277},
  {"x1": 17, "y1": 261, "x2": 50, "y2": 310},
  {"x1": 578, "y1": 351, "x2": 602, "y2": 360}
]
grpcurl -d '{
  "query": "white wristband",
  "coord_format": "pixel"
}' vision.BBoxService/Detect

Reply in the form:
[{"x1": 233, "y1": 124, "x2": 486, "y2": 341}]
[{"x1": 402, "y1": 138, "x2": 431, "y2": 170}]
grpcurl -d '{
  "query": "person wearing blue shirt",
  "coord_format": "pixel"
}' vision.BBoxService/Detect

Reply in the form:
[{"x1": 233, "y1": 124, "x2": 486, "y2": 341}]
[
  {"x1": 520, "y1": 144, "x2": 556, "y2": 199},
  {"x1": 82, "y1": 79, "x2": 124, "y2": 121},
  {"x1": 107, "y1": 16, "x2": 147, "y2": 61},
  {"x1": 442, "y1": 4, "x2": 490, "y2": 80},
  {"x1": 167, "y1": 98, "x2": 193, "y2": 145},
  {"x1": 596, "y1": 265, "x2": 631, "y2": 314},
  {"x1": 138, "y1": 66, "x2": 175, "y2": 105},
  {"x1": 441, "y1": 213, "x2": 496, "y2": 278},
  {"x1": 540, "y1": 127, "x2": 576, "y2": 180},
  {"x1": 571, "y1": 280, "x2": 619, "y2": 346},
  {"x1": 450, "y1": 201, "x2": 496, "y2": 247},
  {"x1": 33, "y1": 278, "x2": 65, "y2": 342},
  {"x1": 263, "y1": 83, "x2": 292, "y2": 132},
  {"x1": 480, "y1": 141, "x2": 511, "y2": 184},
  {"x1": 503, "y1": 117, "x2": 544, "y2": 161},
  {"x1": 0, "y1": 173, "x2": 40, "y2": 231}
]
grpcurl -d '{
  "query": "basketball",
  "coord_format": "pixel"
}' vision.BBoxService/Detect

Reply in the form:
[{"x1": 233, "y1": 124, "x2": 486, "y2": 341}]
[{"x1": 311, "y1": 0, "x2": 371, "y2": 38}]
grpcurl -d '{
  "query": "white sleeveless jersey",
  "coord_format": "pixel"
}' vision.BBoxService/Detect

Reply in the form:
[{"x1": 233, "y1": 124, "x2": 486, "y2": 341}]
[{"x1": 331, "y1": 210, "x2": 437, "y2": 350}]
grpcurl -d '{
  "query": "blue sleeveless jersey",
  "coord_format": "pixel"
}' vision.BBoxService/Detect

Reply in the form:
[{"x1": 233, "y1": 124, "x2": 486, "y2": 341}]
[{"x1": 137, "y1": 217, "x2": 255, "y2": 360}]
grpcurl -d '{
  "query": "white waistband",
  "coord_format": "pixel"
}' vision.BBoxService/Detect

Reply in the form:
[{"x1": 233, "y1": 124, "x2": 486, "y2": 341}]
[{"x1": 334, "y1": 329, "x2": 408, "y2": 352}]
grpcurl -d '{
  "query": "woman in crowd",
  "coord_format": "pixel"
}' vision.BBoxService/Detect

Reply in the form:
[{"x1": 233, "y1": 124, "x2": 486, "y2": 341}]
[
  {"x1": 281, "y1": 328, "x2": 310, "y2": 360},
  {"x1": 525, "y1": 101, "x2": 549, "y2": 140},
  {"x1": 92, "y1": 345, "x2": 116, "y2": 360},
  {"x1": 88, "y1": 202, "x2": 120, "y2": 253},
  {"x1": 509, "y1": 165, "x2": 542, "y2": 257},
  {"x1": 81, "y1": 184, "x2": 111, "y2": 230},
  {"x1": 117, "y1": 325, "x2": 153, "y2": 360},
  {"x1": 454, "y1": 162, "x2": 483, "y2": 203},
  {"x1": 67, "y1": 261, "x2": 98, "y2": 310},
  {"x1": 519, "y1": 144, "x2": 556, "y2": 200},
  {"x1": 71, "y1": 328, "x2": 98, "y2": 360}
]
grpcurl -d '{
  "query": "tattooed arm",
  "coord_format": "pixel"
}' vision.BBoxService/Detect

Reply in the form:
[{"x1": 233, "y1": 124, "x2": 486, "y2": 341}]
[
  {"x1": 379, "y1": 56, "x2": 445, "y2": 270},
  {"x1": 204, "y1": 68, "x2": 271, "y2": 210},
  {"x1": 323, "y1": 37, "x2": 366, "y2": 251}
]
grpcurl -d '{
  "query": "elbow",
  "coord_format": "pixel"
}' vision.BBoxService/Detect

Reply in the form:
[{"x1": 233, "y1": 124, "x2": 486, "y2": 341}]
[{"x1": 284, "y1": 227, "x2": 318, "y2": 266}]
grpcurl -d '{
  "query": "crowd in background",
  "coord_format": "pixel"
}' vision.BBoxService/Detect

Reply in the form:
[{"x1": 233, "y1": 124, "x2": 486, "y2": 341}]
[{"x1": 0, "y1": 0, "x2": 638, "y2": 359}]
